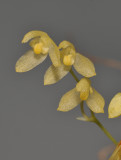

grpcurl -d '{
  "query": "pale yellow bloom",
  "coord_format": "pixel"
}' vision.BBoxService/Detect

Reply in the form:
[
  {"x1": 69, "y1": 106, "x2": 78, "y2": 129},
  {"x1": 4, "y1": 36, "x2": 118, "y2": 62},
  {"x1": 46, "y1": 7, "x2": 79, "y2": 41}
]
[
  {"x1": 108, "y1": 93, "x2": 121, "y2": 118},
  {"x1": 44, "y1": 40, "x2": 96, "y2": 85},
  {"x1": 57, "y1": 77, "x2": 105, "y2": 113},
  {"x1": 15, "y1": 30, "x2": 61, "y2": 72},
  {"x1": 109, "y1": 141, "x2": 121, "y2": 160}
]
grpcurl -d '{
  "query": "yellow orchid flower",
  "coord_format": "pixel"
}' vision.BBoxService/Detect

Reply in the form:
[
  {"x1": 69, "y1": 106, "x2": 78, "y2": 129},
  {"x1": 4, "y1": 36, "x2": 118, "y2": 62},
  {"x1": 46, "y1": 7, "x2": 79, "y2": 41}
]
[
  {"x1": 15, "y1": 30, "x2": 61, "y2": 72},
  {"x1": 57, "y1": 77, "x2": 105, "y2": 113},
  {"x1": 108, "y1": 93, "x2": 121, "y2": 118},
  {"x1": 44, "y1": 41, "x2": 96, "y2": 85},
  {"x1": 109, "y1": 141, "x2": 121, "y2": 160}
]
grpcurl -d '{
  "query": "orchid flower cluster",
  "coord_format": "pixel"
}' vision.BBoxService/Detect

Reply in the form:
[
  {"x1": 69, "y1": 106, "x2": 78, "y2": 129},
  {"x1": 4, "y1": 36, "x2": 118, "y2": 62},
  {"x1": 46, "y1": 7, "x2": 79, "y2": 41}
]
[{"x1": 15, "y1": 30, "x2": 121, "y2": 159}]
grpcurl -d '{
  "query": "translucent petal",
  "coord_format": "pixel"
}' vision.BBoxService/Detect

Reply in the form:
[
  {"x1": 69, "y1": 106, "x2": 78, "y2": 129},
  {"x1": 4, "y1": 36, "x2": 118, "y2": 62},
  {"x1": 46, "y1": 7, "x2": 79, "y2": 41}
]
[
  {"x1": 73, "y1": 53, "x2": 96, "y2": 77},
  {"x1": 15, "y1": 50, "x2": 47, "y2": 72},
  {"x1": 76, "y1": 78, "x2": 91, "y2": 100},
  {"x1": 22, "y1": 30, "x2": 48, "y2": 43},
  {"x1": 49, "y1": 43, "x2": 61, "y2": 67},
  {"x1": 44, "y1": 64, "x2": 71, "y2": 85},
  {"x1": 108, "y1": 93, "x2": 121, "y2": 118},
  {"x1": 59, "y1": 40, "x2": 75, "y2": 50},
  {"x1": 57, "y1": 88, "x2": 81, "y2": 112},
  {"x1": 86, "y1": 88, "x2": 105, "y2": 113}
]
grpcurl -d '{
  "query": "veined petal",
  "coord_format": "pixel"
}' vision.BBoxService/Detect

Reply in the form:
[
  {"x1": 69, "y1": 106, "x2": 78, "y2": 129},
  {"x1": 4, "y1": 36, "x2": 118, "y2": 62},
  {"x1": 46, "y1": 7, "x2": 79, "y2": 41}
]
[
  {"x1": 15, "y1": 50, "x2": 47, "y2": 72},
  {"x1": 44, "y1": 64, "x2": 71, "y2": 85},
  {"x1": 73, "y1": 53, "x2": 96, "y2": 77},
  {"x1": 22, "y1": 30, "x2": 48, "y2": 43},
  {"x1": 49, "y1": 43, "x2": 61, "y2": 67},
  {"x1": 86, "y1": 88, "x2": 105, "y2": 113},
  {"x1": 57, "y1": 88, "x2": 81, "y2": 112},
  {"x1": 108, "y1": 93, "x2": 121, "y2": 118}
]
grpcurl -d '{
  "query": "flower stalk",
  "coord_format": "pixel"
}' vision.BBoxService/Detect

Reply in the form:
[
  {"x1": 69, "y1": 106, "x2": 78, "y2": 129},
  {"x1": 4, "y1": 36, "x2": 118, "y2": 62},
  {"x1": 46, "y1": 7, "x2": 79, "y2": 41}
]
[
  {"x1": 69, "y1": 68, "x2": 79, "y2": 82},
  {"x1": 70, "y1": 68, "x2": 118, "y2": 145},
  {"x1": 94, "y1": 116, "x2": 118, "y2": 145}
]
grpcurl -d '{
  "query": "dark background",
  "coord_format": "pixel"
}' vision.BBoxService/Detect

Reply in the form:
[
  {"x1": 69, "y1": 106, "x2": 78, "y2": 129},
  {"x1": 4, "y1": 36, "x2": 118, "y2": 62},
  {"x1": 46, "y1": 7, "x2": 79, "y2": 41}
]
[{"x1": 1, "y1": 0, "x2": 121, "y2": 159}]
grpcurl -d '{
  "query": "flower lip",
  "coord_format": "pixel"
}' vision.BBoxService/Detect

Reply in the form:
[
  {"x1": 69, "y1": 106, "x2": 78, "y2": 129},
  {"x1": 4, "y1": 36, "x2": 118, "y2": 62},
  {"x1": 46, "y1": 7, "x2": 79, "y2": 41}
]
[
  {"x1": 80, "y1": 91, "x2": 89, "y2": 100},
  {"x1": 34, "y1": 42, "x2": 43, "y2": 54},
  {"x1": 63, "y1": 55, "x2": 75, "y2": 66},
  {"x1": 60, "y1": 46, "x2": 76, "y2": 66},
  {"x1": 76, "y1": 78, "x2": 91, "y2": 101}
]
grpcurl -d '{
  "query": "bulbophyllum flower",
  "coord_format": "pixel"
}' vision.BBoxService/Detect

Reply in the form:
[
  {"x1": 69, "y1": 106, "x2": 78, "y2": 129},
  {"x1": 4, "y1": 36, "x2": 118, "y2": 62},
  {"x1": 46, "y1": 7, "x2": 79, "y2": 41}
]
[
  {"x1": 109, "y1": 141, "x2": 121, "y2": 160},
  {"x1": 108, "y1": 93, "x2": 121, "y2": 118},
  {"x1": 44, "y1": 40, "x2": 96, "y2": 85},
  {"x1": 15, "y1": 31, "x2": 61, "y2": 72},
  {"x1": 57, "y1": 77, "x2": 105, "y2": 113}
]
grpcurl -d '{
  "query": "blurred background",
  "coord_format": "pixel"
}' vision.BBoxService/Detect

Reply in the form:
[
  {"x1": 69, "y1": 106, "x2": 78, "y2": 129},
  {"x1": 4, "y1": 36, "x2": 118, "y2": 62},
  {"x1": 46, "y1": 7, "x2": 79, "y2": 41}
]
[{"x1": 0, "y1": 0, "x2": 121, "y2": 159}]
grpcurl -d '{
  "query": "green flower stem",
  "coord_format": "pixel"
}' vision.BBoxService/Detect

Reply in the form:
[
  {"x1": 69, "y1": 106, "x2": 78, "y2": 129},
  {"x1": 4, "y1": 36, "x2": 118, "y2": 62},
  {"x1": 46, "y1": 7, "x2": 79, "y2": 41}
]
[
  {"x1": 80, "y1": 101, "x2": 94, "y2": 121},
  {"x1": 69, "y1": 68, "x2": 79, "y2": 82},
  {"x1": 80, "y1": 101, "x2": 118, "y2": 145},
  {"x1": 94, "y1": 116, "x2": 118, "y2": 145},
  {"x1": 69, "y1": 68, "x2": 118, "y2": 145}
]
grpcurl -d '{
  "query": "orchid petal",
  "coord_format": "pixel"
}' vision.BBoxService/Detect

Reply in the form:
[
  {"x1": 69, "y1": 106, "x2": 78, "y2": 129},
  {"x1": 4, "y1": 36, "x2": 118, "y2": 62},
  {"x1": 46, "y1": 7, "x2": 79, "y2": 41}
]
[
  {"x1": 22, "y1": 30, "x2": 48, "y2": 43},
  {"x1": 49, "y1": 43, "x2": 61, "y2": 67},
  {"x1": 86, "y1": 88, "x2": 105, "y2": 113},
  {"x1": 15, "y1": 50, "x2": 47, "y2": 72},
  {"x1": 108, "y1": 93, "x2": 121, "y2": 118},
  {"x1": 57, "y1": 88, "x2": 81, "y2": 112},
  {"x1": 73, "y1": 53, "x2": 96, "y2": 77},
  {"x1": 44, "y1": 64, "x2": 71, "y2": 85}
]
